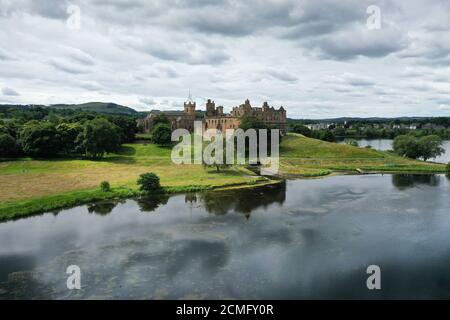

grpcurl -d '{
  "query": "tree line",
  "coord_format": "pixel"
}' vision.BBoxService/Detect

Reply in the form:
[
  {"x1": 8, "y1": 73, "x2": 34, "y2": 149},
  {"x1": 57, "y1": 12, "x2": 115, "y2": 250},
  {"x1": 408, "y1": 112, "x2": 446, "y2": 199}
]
[{"x1": 0, "y1": 107, "x2": 138, "y2": 158}]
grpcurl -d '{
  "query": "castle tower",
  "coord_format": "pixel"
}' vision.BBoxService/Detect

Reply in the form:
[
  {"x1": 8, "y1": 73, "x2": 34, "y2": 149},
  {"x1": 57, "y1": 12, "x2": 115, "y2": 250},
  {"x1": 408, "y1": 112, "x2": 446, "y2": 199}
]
[
  {"x1": 206, "y1": 99, "x2": 216, "y2": 116},
  {"x1": 184, "y1": 101, "x2": 196, "y2": 116}
]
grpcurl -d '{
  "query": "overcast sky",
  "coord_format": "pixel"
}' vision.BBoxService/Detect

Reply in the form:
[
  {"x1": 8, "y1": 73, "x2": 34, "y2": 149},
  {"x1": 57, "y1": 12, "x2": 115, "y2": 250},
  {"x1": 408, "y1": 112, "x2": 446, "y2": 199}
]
[{"x1": 0, "y1": 0, "x2": 449, "y2": 118}]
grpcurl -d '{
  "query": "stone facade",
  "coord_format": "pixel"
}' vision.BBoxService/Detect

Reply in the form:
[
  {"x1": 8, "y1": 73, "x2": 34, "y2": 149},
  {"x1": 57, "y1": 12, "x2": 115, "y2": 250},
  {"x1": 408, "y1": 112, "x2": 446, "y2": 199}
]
[
  {"x1": 203, "y1": 99, "x2": 286, "y2": 133},
  {"x1": 139, "y1": 101, "x2": 196, "y2": 133},
  {"x1": 140, "y1": 99, "x2": 287, "y2": 134}
]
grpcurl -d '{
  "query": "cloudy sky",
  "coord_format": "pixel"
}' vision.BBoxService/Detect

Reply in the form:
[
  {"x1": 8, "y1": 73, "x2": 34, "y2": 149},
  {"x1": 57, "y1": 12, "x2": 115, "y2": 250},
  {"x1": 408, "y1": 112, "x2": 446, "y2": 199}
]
[{"x1": 0, "y1": 0, "x2": 449, "y2": 118}]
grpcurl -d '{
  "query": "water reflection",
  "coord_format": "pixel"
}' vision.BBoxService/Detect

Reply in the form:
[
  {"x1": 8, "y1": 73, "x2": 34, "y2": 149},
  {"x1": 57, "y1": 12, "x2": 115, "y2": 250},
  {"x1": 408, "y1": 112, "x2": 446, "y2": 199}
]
[
  {"x1": 1, "y1": 175, "x2": 450, "y2": 299},
  {"x1": 135, "y1": 195, "x2": 169, "y2": 213},
  {"x1": 391, "y1": 174, "x2": 441, "y2": 190},
  {"x1": 199, "y1": 181, "x2": 286, "y2": 218},
  {"x1": 87, "y1": 200, "x2": 125, "y2": 215}
]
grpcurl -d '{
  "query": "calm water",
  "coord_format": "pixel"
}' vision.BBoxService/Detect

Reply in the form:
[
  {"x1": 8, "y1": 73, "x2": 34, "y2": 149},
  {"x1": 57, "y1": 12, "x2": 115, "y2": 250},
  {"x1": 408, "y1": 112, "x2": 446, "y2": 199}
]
[
  {"x1": 1, "y1": 174, "x2": 450, "y2": 299},
  {"x1": 337, "y1": 139, "x2": 450, "y2": 163}
]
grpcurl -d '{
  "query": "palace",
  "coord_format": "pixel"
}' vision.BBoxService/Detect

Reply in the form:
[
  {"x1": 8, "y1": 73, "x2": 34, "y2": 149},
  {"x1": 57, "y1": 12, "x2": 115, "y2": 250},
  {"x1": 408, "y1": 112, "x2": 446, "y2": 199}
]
[{"x1": 139, "y1": 98, "x2": 287, "y2": 134}]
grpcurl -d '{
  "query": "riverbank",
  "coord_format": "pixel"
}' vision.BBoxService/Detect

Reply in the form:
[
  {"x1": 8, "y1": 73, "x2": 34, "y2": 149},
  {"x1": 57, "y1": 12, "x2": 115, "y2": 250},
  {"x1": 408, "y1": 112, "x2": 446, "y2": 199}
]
[{"x1": 0, "y1": 134, "x2": 446, "y2": 221}]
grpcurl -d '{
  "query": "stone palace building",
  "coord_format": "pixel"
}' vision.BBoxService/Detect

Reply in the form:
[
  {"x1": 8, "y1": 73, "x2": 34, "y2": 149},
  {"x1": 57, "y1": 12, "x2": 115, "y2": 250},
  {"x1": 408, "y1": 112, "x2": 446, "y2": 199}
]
[{"x1": 139, "y1": 98, "x2": 287, "y2": 134}]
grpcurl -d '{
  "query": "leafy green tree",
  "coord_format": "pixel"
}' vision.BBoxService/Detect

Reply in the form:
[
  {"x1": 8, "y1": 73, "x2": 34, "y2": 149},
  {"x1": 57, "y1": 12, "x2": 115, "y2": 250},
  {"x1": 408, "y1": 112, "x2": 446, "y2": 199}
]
[
  {"x1": 446, "y1": 162, "x2": 450, "y2": 173},
  {"x1": 393, "y1": 135, "x2": 421, "y2": 159},
  {"x1": 417, "y1": 135, "x2": 444, "y2": 161},
  {"x1": 292, "y1": 124, "x2": 312, "y2": 137},
  {"x1": 137, "y1": 172, "x2": 161, "y2": 192},
  {"x1": 394, "y1": 134, "x2": 444, "y2": 161},
  {"x1": 76, "y1": 118, "x2": 121, "y2": 158},
  {"x1": 109, "y1": 116, "x2": 138, "y2": 143},
  {"x1": 56, "y1": 122, "x2": 84, "y2": 154},
  {"x1": 152, "y1": 114, "x2": 170, "y2": 126},
  {"x1": 317, "y1": 130, "x2": 335, "y2": 142},
  {"x1": 0, "y1": 133, "x2": 19, "y2": 157},
  {"x1": 19, "y1": 121, "x2": 62, "y2": 157},
  {"x1": 151, "y1": 123, "x2": 172, "y2": 145}
]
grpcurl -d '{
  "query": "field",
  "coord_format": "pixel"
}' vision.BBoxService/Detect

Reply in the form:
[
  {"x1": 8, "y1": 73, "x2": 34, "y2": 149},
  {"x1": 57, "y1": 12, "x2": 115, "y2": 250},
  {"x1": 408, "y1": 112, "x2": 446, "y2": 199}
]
[{"x1": 0, "y1": 133, "x2": 446, "y2": 220}]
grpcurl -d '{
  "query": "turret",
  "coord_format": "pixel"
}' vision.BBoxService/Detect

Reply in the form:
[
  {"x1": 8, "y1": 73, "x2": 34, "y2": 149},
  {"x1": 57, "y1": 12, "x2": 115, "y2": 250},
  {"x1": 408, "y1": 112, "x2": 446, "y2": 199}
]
[
  {"x1": 184, "y1": 101, "x2": 196, "y2": 116},
  {"x1": 206, "y1": 99, "x2": 216, "y2": 116}
]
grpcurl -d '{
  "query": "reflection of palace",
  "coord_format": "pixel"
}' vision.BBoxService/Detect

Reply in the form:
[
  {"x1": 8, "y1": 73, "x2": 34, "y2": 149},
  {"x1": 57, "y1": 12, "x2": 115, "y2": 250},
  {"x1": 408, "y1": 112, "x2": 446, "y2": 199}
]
[
  {"x1": 139, "y1": 98, "x2": 287, "y2": 134},
  {"x1": 198, "y1": 181, "x2": 286, "y2": 218}
]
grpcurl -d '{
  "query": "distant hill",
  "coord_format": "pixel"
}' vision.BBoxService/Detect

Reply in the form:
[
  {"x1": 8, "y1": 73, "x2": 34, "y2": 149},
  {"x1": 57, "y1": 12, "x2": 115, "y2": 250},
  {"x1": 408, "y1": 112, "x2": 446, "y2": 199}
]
[
  {"x1": 288, "y1": 116, "x2": 434, "y2": 123},
  {"x1": 47, "y1": 102, "x2": 138, "y2": 115},
  {"x1": 0, "y1": 102, "x2": 138, "y2": 115}
]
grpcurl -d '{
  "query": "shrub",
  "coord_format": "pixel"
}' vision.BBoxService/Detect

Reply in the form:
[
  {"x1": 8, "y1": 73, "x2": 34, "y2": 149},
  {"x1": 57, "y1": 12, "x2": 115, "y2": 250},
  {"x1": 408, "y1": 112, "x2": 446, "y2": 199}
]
[
  {"x1": 100, "y1": 181, "x2": 111, "y2": 192},
  {"x1": 447, "y1": 162, "x2": 450, "y2": 173},
  {"x1": 137, "y1": 172, "x2": 161, "y2": 192},
  {"x1": 344, "y1": 139, "x2": 359, "y2": 147},
  {"x1": 151, "y1": 123, "x2": 172, "y2": 145}
]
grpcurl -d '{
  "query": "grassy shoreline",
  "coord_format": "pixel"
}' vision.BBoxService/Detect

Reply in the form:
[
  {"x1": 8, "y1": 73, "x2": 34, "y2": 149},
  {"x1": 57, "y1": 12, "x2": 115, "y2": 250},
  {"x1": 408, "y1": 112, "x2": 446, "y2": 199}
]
[
  {"x1": 0, "y1": 134, "x2": 446, "y2": 222},
  {"x1": 0, "y1": 179, "x2": 275, "y2": 222}
]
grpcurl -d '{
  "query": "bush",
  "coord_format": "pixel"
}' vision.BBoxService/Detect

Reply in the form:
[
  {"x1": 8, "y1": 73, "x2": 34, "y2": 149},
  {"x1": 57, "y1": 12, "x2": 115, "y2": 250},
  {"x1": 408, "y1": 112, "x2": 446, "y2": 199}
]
[
  {"x1": 447, "y1": 162, "x2": 450, "y2": 173},
  {"x1": 100, "y1": 181, "x2": 111, "y2": 192},
  {"x1": 137, "y1": 172, "x2": 161, "y2": 192},
  {"x1": 345, "y1": 139, "x2": 359, "y2": 147},
  {"x1": 151, "y1": 123, "x2": 172, "y2": 145},
  {"x1": 0, "y1": 133, "x2": 19, "y2": 157}
]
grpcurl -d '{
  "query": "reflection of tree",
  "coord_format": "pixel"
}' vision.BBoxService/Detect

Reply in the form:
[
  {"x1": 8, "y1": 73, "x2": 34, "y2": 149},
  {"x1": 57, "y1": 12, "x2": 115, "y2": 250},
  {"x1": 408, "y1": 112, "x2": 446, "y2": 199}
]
[
  {"x1": 87, "y1": 200, "x2": 124, "y2": 215},
  {"x1": 136, "y1": 195, "x2": 169, "y2": 213},
  {"x1": 199, "y1": 181, "x2": 286, "y2": 217},
  {"x1": 391, "y1": 174, "x2": 441, "y2": 190},
  {"x1": 446, "y1": 173, "x2": 450, "y2": 182}
]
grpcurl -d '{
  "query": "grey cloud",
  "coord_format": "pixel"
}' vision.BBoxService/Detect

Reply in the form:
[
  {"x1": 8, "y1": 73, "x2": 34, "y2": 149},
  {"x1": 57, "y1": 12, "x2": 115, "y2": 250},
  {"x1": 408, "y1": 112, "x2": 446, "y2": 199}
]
[
  {"x1": 266, "y1": 69, "x2": 298, "y2": 82},
  {"x1": 2, "y1": 87, "x2": 20, "y2": 96},
  {"x1": 49, "y1": 59, "x2": 90, "y2": 74}
]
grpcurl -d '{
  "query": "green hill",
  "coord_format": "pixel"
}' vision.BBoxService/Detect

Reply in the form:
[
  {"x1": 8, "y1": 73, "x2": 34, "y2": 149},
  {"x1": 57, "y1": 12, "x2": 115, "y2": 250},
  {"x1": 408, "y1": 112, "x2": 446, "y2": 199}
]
[
  {"x1": 279, "y1": 133, "x2": 445, "y2": 176},
  {"x1": 48, "y1": 102, "x2": 138, "y2": 115}
]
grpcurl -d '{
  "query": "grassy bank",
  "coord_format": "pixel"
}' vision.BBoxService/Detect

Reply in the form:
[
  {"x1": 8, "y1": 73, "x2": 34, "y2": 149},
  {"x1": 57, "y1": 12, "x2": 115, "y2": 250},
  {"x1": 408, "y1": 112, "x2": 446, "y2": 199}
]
[{"x1": 0, "y1": 133, "x2": 446, "y2": 221}]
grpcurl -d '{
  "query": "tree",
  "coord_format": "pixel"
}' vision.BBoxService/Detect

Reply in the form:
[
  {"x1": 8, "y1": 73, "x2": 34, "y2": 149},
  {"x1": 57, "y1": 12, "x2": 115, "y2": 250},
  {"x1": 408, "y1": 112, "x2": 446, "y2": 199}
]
[
  {"x1": 152, "y1": 114, "x2": 170, "y2": 126},
  {"x1": 417, "y1": 135, "x2": 444, "y2": 161},
  {"x1": 0, "y1": 133, "x2": 18, "y2": 157},
  {"x1": 292, "y1": 124, "x2": 312, "y2": 137},
  {"x1": 446, "y1": 162, "x2": 450, "y2": 173},
  {"x1": 56, "y1": 122, "x2": 84, "y2": 154},
  {"x1": 137, "y1": 172, "x2": 161, "y2": 192},
  {"x1": 394, "y1": 134, "x2": 444, "y2": 161},
  {"x1": 76, "y1": 118, "x2": 121, "y2": 158},
  {"x1": 393, "y1": 135, "x2": 420, "y2": 159},
  {"x1": 151, "y1": 123, "x2": 172, "y2": 145},
  {"x1": 109, "y1": 116, "x2": 138, "y2": 143},
  {"x1": 317, "y1": 130, "x2": 335, "y2": 142},
  {"x1": 19, "y1": 121, "x2": 62, "y2": 157}
]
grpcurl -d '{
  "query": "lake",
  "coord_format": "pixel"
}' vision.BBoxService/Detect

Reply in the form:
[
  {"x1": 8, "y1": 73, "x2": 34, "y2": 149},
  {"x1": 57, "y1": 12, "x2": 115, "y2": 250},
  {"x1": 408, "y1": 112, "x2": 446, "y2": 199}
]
[
  {"x1": 1, "y1": 174, "x2": 450, "y2": 299},
  {"x1": 337, "y1": 139, "x2": 450, "y2": 163}
]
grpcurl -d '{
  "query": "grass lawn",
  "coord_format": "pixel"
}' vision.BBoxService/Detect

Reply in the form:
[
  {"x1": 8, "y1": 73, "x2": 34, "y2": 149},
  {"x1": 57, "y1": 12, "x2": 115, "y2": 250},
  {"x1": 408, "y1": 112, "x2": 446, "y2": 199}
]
[
  {"x1": 0, "y1": 133, "x2": 446, "y2": 220},
  {"x1": 279, "y1": 134, "x2": 445, "y2": 175}
]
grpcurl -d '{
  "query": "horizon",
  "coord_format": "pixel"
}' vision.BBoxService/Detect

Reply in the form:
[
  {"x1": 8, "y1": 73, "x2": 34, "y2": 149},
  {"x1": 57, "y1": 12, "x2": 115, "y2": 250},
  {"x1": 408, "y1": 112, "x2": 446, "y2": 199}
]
[
  {"x1": 0, "y1": 1, "x2": 449, "y2": 118},
  {"x1": 2, "y1": 101, "x2": 450, "y2": 121}
]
